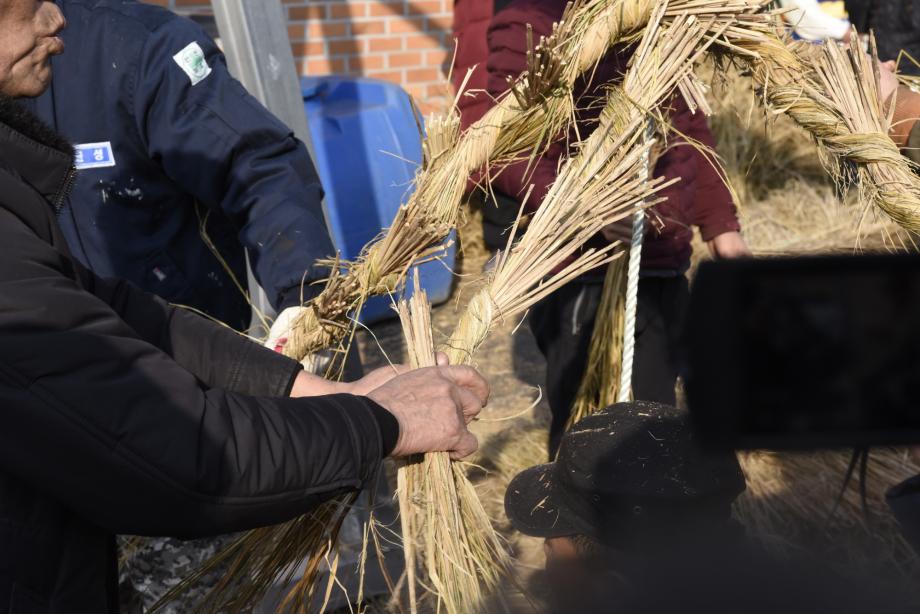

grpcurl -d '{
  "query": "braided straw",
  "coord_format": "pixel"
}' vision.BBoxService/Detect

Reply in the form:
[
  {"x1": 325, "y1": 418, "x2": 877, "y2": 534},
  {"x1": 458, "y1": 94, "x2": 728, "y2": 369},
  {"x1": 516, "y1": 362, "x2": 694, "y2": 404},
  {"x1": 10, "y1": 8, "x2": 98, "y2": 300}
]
[
  {"x1": 282, "y1": 0, "x2": 774, "y2": 363},
  {"x1": 736, "y1": 31, "x2": 920, "y2": 232}
]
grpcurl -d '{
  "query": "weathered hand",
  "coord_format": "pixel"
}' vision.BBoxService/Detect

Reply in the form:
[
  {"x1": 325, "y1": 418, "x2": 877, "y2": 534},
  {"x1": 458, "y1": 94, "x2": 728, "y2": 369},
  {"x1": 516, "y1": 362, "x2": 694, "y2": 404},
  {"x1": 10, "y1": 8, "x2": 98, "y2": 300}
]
[
  {"x1": 342, "y1": 364, "x2": 411, "y2": 396},
  {"x1": 367, "y1": 365, "x2": 489, "y2": 460},
  {"x1": 707, "y1": 231, "x2": 751, "y2": 260},
  {"x1": 879, "y1": 59, "x2": 899, "y2": 107},
  {"x1": 288, "y1": 364, "x2": 411, "y2": 398}
]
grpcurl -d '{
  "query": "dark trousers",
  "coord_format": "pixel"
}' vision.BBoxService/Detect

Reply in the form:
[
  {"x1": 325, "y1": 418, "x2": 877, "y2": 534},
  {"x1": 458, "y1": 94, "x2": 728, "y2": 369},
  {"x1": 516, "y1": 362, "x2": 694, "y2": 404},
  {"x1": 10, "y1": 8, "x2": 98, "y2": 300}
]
[
  {"x1": 480, "y1": 190, "x2": 523, "y2": 252},
  {"x1": 529, "y1": 276, "x2": 690, "y2": 456}
]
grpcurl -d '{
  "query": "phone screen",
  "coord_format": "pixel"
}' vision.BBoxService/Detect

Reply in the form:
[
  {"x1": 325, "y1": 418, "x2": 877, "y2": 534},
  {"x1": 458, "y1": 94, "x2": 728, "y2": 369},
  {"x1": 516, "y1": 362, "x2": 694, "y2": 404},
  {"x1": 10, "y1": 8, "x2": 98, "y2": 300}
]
[{"x1": 686, "y1": 254, "x2": 920, "y2": 449}]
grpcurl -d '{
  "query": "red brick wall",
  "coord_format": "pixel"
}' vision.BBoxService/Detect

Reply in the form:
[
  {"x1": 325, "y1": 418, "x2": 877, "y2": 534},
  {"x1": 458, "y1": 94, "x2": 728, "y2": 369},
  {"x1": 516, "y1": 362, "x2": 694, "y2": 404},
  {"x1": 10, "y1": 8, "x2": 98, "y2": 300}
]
[{"x1": 145, "y1": 0, "x2": 454, "y2": 111}]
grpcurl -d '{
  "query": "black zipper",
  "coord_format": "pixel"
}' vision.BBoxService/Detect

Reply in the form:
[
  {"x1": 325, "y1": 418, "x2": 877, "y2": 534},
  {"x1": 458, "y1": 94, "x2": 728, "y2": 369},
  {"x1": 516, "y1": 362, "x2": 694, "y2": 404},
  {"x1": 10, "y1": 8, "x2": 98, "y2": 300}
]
[{"x1": 50, "y1": 165, "x2": 77, "y2": 214}]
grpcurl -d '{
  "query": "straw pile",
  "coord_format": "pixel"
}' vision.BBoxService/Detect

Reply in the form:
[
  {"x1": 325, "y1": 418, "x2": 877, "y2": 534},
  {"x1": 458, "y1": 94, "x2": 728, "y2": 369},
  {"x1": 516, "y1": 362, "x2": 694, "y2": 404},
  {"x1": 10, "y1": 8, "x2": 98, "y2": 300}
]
[
  {"x1": 736, "y1": 450, "x2": 920, "y2": 585},
  {"x1": 696, "y1": 55, "x2": 912, "y2": 259}
]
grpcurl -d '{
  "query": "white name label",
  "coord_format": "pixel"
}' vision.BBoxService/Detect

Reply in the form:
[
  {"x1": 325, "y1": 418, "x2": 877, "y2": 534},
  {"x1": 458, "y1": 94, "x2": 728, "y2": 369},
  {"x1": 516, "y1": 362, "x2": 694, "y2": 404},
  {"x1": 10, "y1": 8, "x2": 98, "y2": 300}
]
[
  {"x1": 173, "y1": 41, "x2": 212, "y2": 86},
  {"x1": 74, "y1": 142, "x2": 116, "y2": 170}
]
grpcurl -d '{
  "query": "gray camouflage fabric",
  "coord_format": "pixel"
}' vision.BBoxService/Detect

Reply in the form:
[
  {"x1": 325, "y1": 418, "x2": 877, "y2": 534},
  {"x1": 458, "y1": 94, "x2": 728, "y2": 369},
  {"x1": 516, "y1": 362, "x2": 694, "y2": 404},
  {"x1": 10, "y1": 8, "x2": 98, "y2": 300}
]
[
  {"x1": 117, "y1": 533, "x2": 240, "y2": 613},
  {"x1": 116, "y1": 476, "x2": 402, "y2": 612}
]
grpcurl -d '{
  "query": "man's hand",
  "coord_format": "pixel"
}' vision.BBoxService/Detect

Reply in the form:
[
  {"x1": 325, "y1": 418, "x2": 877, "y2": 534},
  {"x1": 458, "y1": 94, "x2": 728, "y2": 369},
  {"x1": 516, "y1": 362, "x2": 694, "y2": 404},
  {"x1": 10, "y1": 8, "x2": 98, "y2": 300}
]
[
  {"x1": 367, "y1": 365, "x2": 489, "y2": 460},
  {"x1": 707, "y1": 231, "x2": 751, "y2": 260},
  {"x1": 879, "y1": 59, "x2": 899, "y2": 107},
  {"x1": 289, "y1": 364, "x2": 409, "y2": 398},
  {"x1": 343, "y1": 364, "x2": 411, "y2": 396}
]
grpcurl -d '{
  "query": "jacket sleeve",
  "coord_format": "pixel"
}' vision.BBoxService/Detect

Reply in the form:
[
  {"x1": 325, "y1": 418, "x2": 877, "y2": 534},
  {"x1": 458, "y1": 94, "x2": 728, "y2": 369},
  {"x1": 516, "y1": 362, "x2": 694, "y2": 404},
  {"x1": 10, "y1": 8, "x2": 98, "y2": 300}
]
[
  {"x1": 131, "y1": 16, "x2": 335, "y2": 310},
  {"x1": 843, "y1": 0, "x2": 870, "y2": 30},
  {"x1": 679, "y1": 108, "x2": 742, "y2": 241},
  {"x1": 0, "y1": 209, "x2": 387, "y2": 538},
  {"x1": 72, "y1": 260, "x2": 302, "y2": 397}
]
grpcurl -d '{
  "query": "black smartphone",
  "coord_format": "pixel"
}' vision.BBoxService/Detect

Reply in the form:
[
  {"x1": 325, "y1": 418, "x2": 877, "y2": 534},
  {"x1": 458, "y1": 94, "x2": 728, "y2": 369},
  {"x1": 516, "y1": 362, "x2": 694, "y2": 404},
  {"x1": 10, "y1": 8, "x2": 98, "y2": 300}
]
[{"x1": 685, "y1": 254, "x2": 920, "y2": 450}]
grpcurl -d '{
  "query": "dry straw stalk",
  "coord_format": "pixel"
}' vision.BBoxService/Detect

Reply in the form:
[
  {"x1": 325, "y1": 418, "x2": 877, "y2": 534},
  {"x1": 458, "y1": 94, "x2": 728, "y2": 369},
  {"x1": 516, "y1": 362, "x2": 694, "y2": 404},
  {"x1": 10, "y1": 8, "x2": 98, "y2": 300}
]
[
  {"x1": 396, "y1": 277, "x2": 510, "y2": 614},
  {"x1": 566, "y1": 258, "x2": 628, "y2": 428}
]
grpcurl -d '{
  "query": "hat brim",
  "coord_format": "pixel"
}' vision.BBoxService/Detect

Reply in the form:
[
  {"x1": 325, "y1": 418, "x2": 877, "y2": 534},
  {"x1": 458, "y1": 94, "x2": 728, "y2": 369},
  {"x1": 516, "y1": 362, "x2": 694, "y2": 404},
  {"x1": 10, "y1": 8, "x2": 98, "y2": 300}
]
[{"x1": 504, "y1": 463, "x2": 579, "y2": 539}]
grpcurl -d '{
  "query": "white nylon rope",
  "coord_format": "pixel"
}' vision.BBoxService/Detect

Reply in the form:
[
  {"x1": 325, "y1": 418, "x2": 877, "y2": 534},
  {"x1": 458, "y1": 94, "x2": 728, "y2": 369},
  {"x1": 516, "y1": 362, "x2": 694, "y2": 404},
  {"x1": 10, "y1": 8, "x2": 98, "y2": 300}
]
[{"x1": 616, "y1": 121, "x2": 653, "y2": 403}]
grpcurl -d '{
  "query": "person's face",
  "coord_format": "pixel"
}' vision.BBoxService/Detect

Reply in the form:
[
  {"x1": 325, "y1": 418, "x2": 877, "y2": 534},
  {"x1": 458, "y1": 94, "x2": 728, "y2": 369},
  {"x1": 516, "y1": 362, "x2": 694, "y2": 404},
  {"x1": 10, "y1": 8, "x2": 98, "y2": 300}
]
[
  {"x1": 0, "y1": 0, "x2": 65, "y2": 97},
  {"x1": 543, "y1": 536, "x2": 579, "y2": 566}
]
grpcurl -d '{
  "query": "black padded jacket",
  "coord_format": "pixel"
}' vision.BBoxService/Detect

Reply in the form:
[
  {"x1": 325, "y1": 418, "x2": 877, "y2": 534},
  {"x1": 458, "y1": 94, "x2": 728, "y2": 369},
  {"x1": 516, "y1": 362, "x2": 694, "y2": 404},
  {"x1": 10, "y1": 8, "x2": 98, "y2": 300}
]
[
  {"x1": 847, "y1": 0, "x2": 920, "y2": 75},
  {"x1": 0, "y1": 98, "x2": 397, "y2": 614}
]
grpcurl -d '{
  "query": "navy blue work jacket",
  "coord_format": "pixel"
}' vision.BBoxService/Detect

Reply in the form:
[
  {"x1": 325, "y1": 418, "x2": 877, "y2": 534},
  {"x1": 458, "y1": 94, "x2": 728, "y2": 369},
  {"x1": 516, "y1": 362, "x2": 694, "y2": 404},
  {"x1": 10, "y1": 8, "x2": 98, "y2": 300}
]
[{"x1": 24, "y1": 0, "x2": 334, "y2": 330}]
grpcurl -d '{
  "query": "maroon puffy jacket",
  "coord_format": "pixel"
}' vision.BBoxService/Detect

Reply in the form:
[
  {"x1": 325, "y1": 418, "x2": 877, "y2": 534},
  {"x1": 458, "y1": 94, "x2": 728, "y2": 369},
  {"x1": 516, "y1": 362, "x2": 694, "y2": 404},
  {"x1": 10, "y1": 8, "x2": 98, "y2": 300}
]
[
  {"x1": 452, "y1": 0, "x2": 494, "y2": 129},
  {"x1": 485, "y1": 0, "x2": 741, "y2": 271}
]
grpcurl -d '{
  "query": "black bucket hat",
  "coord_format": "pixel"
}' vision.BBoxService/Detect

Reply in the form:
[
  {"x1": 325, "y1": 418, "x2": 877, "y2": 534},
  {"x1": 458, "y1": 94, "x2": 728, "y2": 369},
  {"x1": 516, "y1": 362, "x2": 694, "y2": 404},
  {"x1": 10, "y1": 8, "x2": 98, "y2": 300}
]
[{"x1": 504, "y1": 401, "x2": 746, "y2": 547}]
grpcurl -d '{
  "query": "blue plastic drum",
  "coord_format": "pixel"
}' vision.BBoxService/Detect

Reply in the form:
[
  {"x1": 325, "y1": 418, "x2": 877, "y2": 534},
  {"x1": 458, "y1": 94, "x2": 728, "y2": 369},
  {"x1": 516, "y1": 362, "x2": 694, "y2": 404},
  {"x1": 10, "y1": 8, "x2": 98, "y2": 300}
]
[{"x1": 300, "y1": 75, "x2": 457, "y2": 324}]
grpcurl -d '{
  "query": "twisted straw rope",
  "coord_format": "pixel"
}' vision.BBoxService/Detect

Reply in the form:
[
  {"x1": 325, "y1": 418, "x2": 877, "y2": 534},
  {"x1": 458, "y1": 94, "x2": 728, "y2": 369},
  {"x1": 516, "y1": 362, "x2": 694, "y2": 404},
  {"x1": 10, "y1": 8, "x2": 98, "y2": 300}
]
[
  {"x1": 738, "y1": 34, "x2": 920, "y2": 232},
  {"x1": 282, "y1": 0, "x2": 772, "y2": 362}
]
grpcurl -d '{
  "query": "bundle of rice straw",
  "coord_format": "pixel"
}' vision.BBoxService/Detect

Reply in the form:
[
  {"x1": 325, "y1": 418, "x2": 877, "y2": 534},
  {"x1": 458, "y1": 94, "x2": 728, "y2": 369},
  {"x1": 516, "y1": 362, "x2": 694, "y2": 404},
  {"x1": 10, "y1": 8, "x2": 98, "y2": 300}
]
[
  {"x1": 735, "y1": 449, "x2": 920, "y2": 585},
  {"x1": 566, "y1": 259, "x2": 627, "y2": 428},
  {"x1": 396, "y1": 278, "x2": 509, "y2": 614}
]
